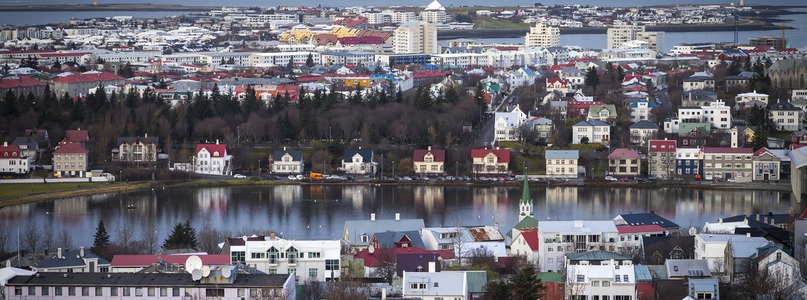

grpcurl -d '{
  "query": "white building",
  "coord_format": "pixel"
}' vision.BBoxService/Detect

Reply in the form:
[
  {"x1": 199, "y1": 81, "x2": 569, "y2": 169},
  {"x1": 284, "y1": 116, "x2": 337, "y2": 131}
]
[
  {"x1": 393, "y1": 21, "x2": 438, "y2": 54},
  {"x1": 194, "y1": 142, "x2": 233, "y2": 176},
  {"x1": 525, "y1": 21, "x2": 560, "y2": 47},
  {"x1": 0, "y1": 142, "x2": 31, "y2": 175},
  {"x1": 341, "y1": 148, "x2": 376, "y2": 175},
  {"x1": 566, "y1": 261, "x2": 637, "y2": 300},
  {"x1": 694, "y1": 233, "x2": 768, "y2": 274},
  {"x1": 537, "y1": 220, "x2": 619, "y2": 272},
  {"x1": 271, "y1": 148, "x2": 304, "y2": 175},
  {"x1": 572, "y1": 120, "x2": 611, "y2": 145},
  {"x1": 419, "y1": 226, "x2": 507, "y2": 261},
  {"x1": 628, "y1": 99, "x2": 657, "y2": 123},
  {"x1": 769, "y1": 100, "x2": 802, "y2": 132},
  {"x1": 545, "y1": 150, "x2": 579, "y2": 178},
  {"x1": 221, "y1": 233, "x2": 341, "y2": 282},
  {"x1": 420, "y1": 0, "x2": 447, "y2": 24},
  {"x1": 493, "y1": 105, "x2": 527, "y2": 142},
  {"x1": 250, "y1": 52, "x2": 321, "y2": 67},
  {"x1": 735, "y1": 90, "x2": 769, "y2": 107},
  {"x1": 606, "y1": 24, "x2": 664, "y2": 52},
  {"x1": 402, "y1": 270, "x2": 487, "y2": 300}
]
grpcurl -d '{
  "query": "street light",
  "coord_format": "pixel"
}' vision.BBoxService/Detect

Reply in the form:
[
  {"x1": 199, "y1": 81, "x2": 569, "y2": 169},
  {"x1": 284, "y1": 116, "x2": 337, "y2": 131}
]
[
  {"x1": 392, "y1": 161, "x2": 396, "y2": 180},
  {"x1": 455, "y1": 161, "x2": 458, "y2": 178}
]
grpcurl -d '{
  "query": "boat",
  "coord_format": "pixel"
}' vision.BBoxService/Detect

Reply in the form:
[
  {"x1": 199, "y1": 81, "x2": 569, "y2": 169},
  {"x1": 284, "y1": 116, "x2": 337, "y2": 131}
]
[{"x1": 126, "y1": 204, "x2": 137, "y2": 209}]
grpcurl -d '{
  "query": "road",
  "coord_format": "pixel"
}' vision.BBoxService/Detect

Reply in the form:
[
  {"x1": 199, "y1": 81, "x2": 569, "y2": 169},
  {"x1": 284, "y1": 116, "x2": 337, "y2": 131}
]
[{"x1": 474, "y1": 92, "x2": 517, "y2": 147}]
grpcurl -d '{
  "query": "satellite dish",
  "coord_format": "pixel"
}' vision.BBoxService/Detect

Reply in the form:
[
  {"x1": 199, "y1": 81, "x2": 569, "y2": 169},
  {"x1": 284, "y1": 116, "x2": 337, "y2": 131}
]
[
  {"x1": 191, "y1": 269, "x2": 202, "y2": 281},
  {"x1": 368, "y1": 244, "x2": 375, "y2": 254},
  {"x1": 688, "y1": 227, "x2": 697, "y2": 236},
  {"x1": 185, "y1": 255, "x2": 203, "y2": 273},
  {"x1": 201, "y1": 265, "x2": 211, "y2": 277},
  {"x1": 222, "y1": 266, "x2": 232, "y2": 278}
]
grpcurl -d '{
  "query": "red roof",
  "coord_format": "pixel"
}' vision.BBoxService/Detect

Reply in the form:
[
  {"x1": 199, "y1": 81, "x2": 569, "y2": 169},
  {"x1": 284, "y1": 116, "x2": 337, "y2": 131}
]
[
  {"x1": 412, "y1": 71, "x2": 448, "y2": 79},
  {"x1": 616, "y1": 224, "x2": 666, "y2": 234},
  {"x1": 608, "y1": 148, "x2": 640, "y2": 159},
  {"x1": 471, "y1": 149, "x2": 510, "y2": 162},
  {"x1": 53, "y1": 143, "x2": 88, "y2": 154},
  {"x1": 38, "y1": 52, "x2": 90, "y2": 58},
  {"x1": 52, "y1": 72, "x2": 124, "y2": 84},
  {"x1": 702, "y1": 147, "x2": 753, "y2": 154},
  {"x1": 110, "y1": 254, "x2": 231, "y2": 267},
  {"x1": 197, "y1": 144, "x2": 227, "y2": 157},
  {"x1": 546, "y1": 77, "x2": 567, "y2": 86},
  {"x1": 354, "y1": 246, "x2": 454, "y2": 268},
  {"x1": 0, "y1": 50, "x2": 53, "y2": 55},
  {"x1": 0, "y1": 76, "x2": 46, "y2": 89},
  {"x1": 64, "y1": 129, "x2": 89, "y2": 143},
  {"x1": 332, "y1": 16, "x2": 367, "y2": 28},
  {"x1": 338, "y1": 36, "x2": 385, "y2": 45},
  {"x1": 648, "y1": 140, "x2": 676, "y2": 153},
  {"x1": 519, "y1": 228, "x2": 539, "y2": 251},
  {"x1": 0, "y1": 143, "x2": 22, "y2": 158},
  {"x1": 413, "y1": 148, "x2": 445, "y2": 162},
  {"x1": 753, "y1": 147, "x2": 774, "y2": 157}
]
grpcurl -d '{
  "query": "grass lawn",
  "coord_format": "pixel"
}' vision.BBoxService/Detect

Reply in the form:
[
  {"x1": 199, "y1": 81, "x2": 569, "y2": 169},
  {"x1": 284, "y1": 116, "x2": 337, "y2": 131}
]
[
  {"x1": 473, "y1": 17, "x2": 530, "y2": 30},
  {"x1": 513, "y1": 155, "x2": 546, "y2": 175},
  {"x1": 0, "y1": 182, "x2": 113, "y2": 199}
]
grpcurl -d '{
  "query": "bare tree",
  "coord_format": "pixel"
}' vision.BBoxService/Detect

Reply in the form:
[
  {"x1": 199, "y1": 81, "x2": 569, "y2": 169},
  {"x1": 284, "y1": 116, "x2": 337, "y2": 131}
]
[
  {"x1": 141, "y1": 221, "x2": 159, "y2": 254},
  {"x1": 732, "y1": 260, "x2": 803, "y2": 300},
  {"x1": 42, "y1": 222, "x2": 54, "y2": 255},
  {"x1": 299, "y1": 279, "x2": 325, "y2": 300},
  {"x1": 467, "y1": 244, "x2": 495, "y2": 269},
  {"x1": 0, "y1": 221, "x2": 10, "y2": 254},
  {"x1": 325, "y1": 280, "x2": 370, "y2": 300},
  {"x1": 563, "y1": 266, "x2": 587, "y2": 300},
  {"x1": 198, "y1": 218, "x2": 225, "y2": 254},
  {"x1": 57, "y1": 228, "x2": 73, "y2": 250},
  {"x1": 370, "y1": 248, "x2": 397, "y2": 284},
  {"x1": 22, "y1": 220, "x2": 40, "y2": 254}
]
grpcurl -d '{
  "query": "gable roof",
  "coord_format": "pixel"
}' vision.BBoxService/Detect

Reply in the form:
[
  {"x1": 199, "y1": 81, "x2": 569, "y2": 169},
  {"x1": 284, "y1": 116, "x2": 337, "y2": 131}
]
[
  {"x1": 272, "y1": 149, "x2": 303, "y2": 162},
  {"x1": 617, "y1": 224, "x2": 666, "y2": 234},
  {"x1": 608, "y1": 148, "x2": 640, "y2": 159},
  {"x1": 117, "y1": 136, "x2": 159, "y2": 145},
  {"x1": 64, "y1": 129, "x2": 89, "y2": 143},
  {"x1": 566, "y1": 251, "x2": 631, "y2": 262},
  {"x1": 545, "y1": 150, "x2": 579, "y2": 160},
  {"x1": 413, "y1": 148, "x2": 445, "y2": 162},
  {"x1": 34, "y1": 249, "x2": 109, "y2": 269},
  {"x1": 53, "y1": 143, "x2": 88, "y2": 154},
  {"x1": 12, "y1": 136, "x2": 38, "y2": 150},
  {"x1": 0, "y1": 142, "x2": 22, "y2": 157},
  {"x1": 518, "y1": 228, "x2": 539, "y2": 251},
  {"x1": 573, "y1": 120, "x2": 609, "y2": 127},
  {"x1": 373, "y1": 230, "x2": 426, "y2": 249},
  {"x1": 648, "y1": 140, "x2": 677, "y2": 153},
  {"x1": 630, "y1": 120, "x2": 659, "y2": 129},
  {"x1": 196, "y1": 144, "x2": 227, "y2": 157},
  {"x1": 110, "y1": 254, "x2": 230, "y2": 267},
  {"x1": 615, "y1": 212, "x2": 679, "y2": 229},
  {"x1": 470, "y1": 149, "x2": 510, "y2": 162},
  {"x1": 343, "y1": 148, "x2": 373, "y2": 162},
  {"x1": 52, "y1": 72, "x2": 124, "y2": 84},
  {"x1": 344, "y1": 218, "x2": 425, "y2": 246}
]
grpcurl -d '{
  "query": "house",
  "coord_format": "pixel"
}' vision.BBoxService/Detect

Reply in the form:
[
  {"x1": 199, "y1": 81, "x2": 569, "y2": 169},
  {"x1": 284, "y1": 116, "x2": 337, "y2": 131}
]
[
  {"x1": 525, "y1": 116, "x2": 553, "y2": 143},
  {"x1": 0, "y1": 76, "x2": 46, "y2": 99},
  {"x1": 565, "y1": 257, "x2": 637, "y2": 300},
  {"x1": 12, "y1": 135, "x2": 39, "y2": 165},
  {"x1": 608, "y1": 148, "x2": 641, "y2": 177},
  {"x1": 753, "y1": 147, "x2": 782, "y2": 181},
  {"x1": 546, "y1": 77, "x2": 569, "y2": 94},
  {"x1": 52, "y1": 72, "x2": 125, "y2": 98},
  {"x1": 572, "y1": 120, "x2": 610, "y2": 145},
  {"x1": 694, "y1": 233, "x2": 768, "y2": 274},
  {"x1": 271, "y1": 148, "x2": 304, "y2": 175},
  {"x1": 341, "y1": 148, "x2": 376, "y2": 175},
  {"x1": 537, "y1": 220, "x2": 619, "y2": 272},
  {"x1": 397, "y1": 253, "x2": 442, "y2": 277},
  {"x1": 616, "y1": 225, "x2": 667, "y2": 254},
  {"x1": 676, "y1": 147, "x2": 703, "y2": 180},
  {"x1": 342, "y1": 213, "x2": 425, "y2": 252},
  {"x1": 4, "y1": 272, "x2": 296, "y2": 300},
  {"x1": 648, "y1": 140, "x2": 677, "y2": 179},
  {"x1": 402, "y1": 270, "x2": 487, "y2": 300},
  {"x1": 769, "y1": 100, "x2": 802, "y2": 132},
  {"x1": 702, "y1": 147, "x2": 753, "y2": 182},
  {"x1": 628, "y1": 98, "x2": 657, "y2": 123},
  {"x1": 53, "y1": 143, "x2": 88, "y2": 177},
  {"x1": 32, "y1": 247, "x2": 109, "y2": 273},
  {"x1": 682, "y1": 72, "x2": 715, "y2": 92},
  {"x1": 353, "y1": 246, "x2": 453, "y2": 279},
  {"x1": 510, "y1": 228, "x2": 539, "y2": 262},
  {"x1": 614, "y1": 212, "x2": 680, "y2": 233},
  {"x1": 750, "y1": 244, "x2": 807, "y2": 298},
  {"x1": 493, "y1": 105, "x2": 527, "y2": 142},
  {"x1": 730, "y1": 126, "x2": 756, "y2": 148},
  {"x1": 109, "y1": 254, "x2": 230, "y2": 273},
  {"x1": 111, "y1": 135, "x2": 159, "y2": 163},
  {"x1": 682, "y1": 89, "x2": 718, "y2": 107},
  {"x1": 194, "y1": 142, "x2": 232, "y2": 176},
  {"x1": 413, "y1": 147, "x2": 445, "y2": 175},
  {"x1": 506, "y1": 67, "x2": 538, "y2": 91},
  {"x1": 724, "y1": 237, "x2": 773, "y2": 282},
  {"x1": 0, "y1": 141, "x2": 31, "y2": 175},
  {"x1": 60, "y1": 129, "x2": 89, "y2": 146},
  {"x1": 587, "y1": 104, "x2": 617, "y2": 122},
  {"x1": 708, "y1": 214, "x2": 793, "y2": 251},
  {"x1": 219, "y1": 233, "x2": 341, "y2": 282},
  {"x1": 419, "y1": 226, "x2": 507, "y2": 263},
  {"x1": 545, "y1": 150, "x2": 579, "y2": 178},
  {"x1": 630, "y1": 120, "x2": 659, "y2": 146},
  {"x1": 471, "y1": 148, "x2": 510, "y2": 176},
  {"x1": 735, "y1": 90, "x2": 769, "y2": 107}
]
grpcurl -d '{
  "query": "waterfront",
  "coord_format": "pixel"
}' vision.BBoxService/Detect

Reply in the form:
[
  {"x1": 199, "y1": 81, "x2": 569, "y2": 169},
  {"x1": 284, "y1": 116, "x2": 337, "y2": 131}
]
[
  {"x1": 0, "y1": 0, "x2": 803, "y2": 7},
  {"x1": 0, "y1": 11, "x2": 195, "y2": 26},
  {"x1": 0, "y1": 185, "x2": 800, "y2": 247}
]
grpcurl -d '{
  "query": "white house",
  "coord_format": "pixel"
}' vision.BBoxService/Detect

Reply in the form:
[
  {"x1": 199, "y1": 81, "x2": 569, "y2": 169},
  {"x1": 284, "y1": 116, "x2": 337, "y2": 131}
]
[
  {"x1": 509, "y1": 228, "x2": 539, "y2": 262},
  {"x1": 194, "y1": 142, "x2": 233, "y2": 176},
  {"x1": 272, "y1": 148, "x2": 304, "y2": 175},
  {"x1": 419, "y1": 226, "x2": 507, "y2": 263},
  {"x1": 220, "y1": 233, "x2": 341, "y2": 282},
  {"x1": 769, "y1": 100, "x2": 802, "y2": 132},
  {"x1": 735, "y1": 90, "x2": 769, "y2": 107},
  {"x1": 31, "y1": 247, "x2": 109, "y2": 273},
  {"x1": 341, "y1": 148, "x2": 376, "y2": 175},
  {"x1": 402, "y1": 270, "x2": 487, "y2": 300},
  {"x1": 566, "y1": 261, "x2": 637, "y2": 300},
  {"x1": 572, "y1": 120, "x2": 611, "y2": 145},
  {"x1": 537, "y1": 220, "x2": 619, "y2": 272},
  {"x1": 694, "y1": 233, "x2": 768, "y2": 274},
  {"x1": 0, "y1": 141, "x2": 31, "y2": 175},
  {"x1": 628, "y1": 98, "x2": 657, "y2": 123},
  {"x1": 493, "y1": 105, "x2": 527, "y2": 142},
  {"x1": 629, "y1": 120, "x2": 659, "y2": 146}
]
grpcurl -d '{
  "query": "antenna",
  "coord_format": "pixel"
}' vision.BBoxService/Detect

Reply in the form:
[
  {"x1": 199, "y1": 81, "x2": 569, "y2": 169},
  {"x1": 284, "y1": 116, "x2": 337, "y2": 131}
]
[
  {"x1": 191, "y1": 269, "x2": 203, "y2": 281},
  {"x1": 184, "y1": 255, "x2": 203, "y2": 273},
  {"x1": 222, "y1": 266, "x2": 232, "y2": 278},
  {"x1": 201, "y1": 265, "x2": 211, "y2": 277}
]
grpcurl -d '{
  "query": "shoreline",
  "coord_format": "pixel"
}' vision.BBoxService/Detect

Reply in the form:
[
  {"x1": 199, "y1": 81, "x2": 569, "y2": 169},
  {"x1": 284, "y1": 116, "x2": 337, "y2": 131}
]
[
  {"x1": 0, "y1": 4, "x2": 216, "y2": 12},
  {"x1": 0, "y1": 179, "x2": 791, "y2": 208}
]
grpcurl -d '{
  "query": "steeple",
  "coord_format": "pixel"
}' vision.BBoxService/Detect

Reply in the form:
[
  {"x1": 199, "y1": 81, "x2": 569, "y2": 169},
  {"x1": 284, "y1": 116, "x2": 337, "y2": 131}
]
[{"x1": 519, "y1": 167, "x2": 533, "y2": 221}]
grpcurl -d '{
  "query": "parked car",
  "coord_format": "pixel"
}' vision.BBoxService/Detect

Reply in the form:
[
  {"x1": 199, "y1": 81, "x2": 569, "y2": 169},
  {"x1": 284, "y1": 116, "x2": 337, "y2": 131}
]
[
  {"x1": 619, "y1": 178, "x2": 631, "y2": 183},
  {"x1": 726, "y1": 178, "x2": 736, "y2": 183},
  {"x1": 605, "y1": 176, "x2": 617, "y2": 182},
  {"x1": 288, "y1": 175, "x2": 297, "y2": 180},
  {"x1": 233, "y1": 174, "x2": 247, "y2": 179}
]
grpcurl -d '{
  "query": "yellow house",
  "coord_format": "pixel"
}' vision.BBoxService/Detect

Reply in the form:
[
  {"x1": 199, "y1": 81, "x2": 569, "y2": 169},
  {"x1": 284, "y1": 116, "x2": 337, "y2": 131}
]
[
  {"x1": 414, "y1": 147, "x2": 445, "y2": 175},
  {"x1": 730, "y1": 126, "x2": 755, "y2": 148}
]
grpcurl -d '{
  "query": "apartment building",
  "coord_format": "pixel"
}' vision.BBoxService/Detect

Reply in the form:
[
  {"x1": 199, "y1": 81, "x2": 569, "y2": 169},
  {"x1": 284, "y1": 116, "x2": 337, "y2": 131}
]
[
  {"x1": 769, "y1": 100, "x2": 802, "y2": 132},
  {"x1": 220, "y1": 233, "x2": 341, "y2": 282},
  {"x1": 702, "y1": 147, "x2": 753, "y2": 182},
  {"x1": 537, "y1": 220, "x2": 619, "y2": 272},
  {"x1": 545, "y1": 150, "x2": 579, "y2": 178},
  {"x1": 572, "y1": 120, "x2": 610, "y2": 145},
  {"x1": 53, "y1": 143, "x2": 88, "y2": 177},
  {"x1": 421, "y1": 0, "x2": 447, "y2": 24},
  {"x1": 566, "y1": 255, "x2": 637, "y2": 300},
  {"x1": 676, "y1": 148, "x2": 703, "y2": 179},
  {"x1": 250, "y1": 52, "x2": 321, "y2": 67},
  {"x1": 608, "y1": 148, "x2": 641, "y2": 177},
  {"x1": 606, "y1": 24, "x2": 664, "y2": 52},
  {"x1": 393, "y1": 21, "x2": 438, "y2": 54},
  {"x1": 648, "y1": 140, "x2": 677, "y2": 179},
  {"x1": 525, "y1": 21, "x2": 560, "y2": 47}
]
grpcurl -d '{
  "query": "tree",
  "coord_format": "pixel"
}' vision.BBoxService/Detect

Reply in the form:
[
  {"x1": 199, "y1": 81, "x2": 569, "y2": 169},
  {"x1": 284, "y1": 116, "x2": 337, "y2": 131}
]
[
  {"x1": 370, "y1": 248, "x2": 397, "y2": 284},
  {"x1": 300, "y1": 279, "x2": 325, "y2": 300},
  {"x1": 305, "y1": 53, "x2": 315, "y2": 68},
  {"x1": 584, "y1": 66, "x2": 600, "y2": 94},
  {"x1": 91, "y1": 220, "x2": 111, "y2": 258},
  {"x1": 163, "y1": 220, "x2": 198, "y2": 250},
  {"x1": 22, "y1": 220, "x2": 40, "y2": 254},
  {"x1": 510, "y1": 264, "x2": 545, "y2": 300},
  {"x1": 485, "y1": 281, "x2": 512, "y2": 300},
  {"x1": 324, "y1": 280, "x2": 369, "y2": 300}
]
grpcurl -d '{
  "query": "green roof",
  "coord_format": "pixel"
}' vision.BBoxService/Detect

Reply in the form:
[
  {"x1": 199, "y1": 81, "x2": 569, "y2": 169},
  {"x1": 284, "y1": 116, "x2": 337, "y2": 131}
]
[
  {"x1": 506, "y1": 216, "x2": 539, "y2": 238},
  {"x1": 520, "y1": 171, "x2": 531, "y2": 205},
  {"x1": 539, "y1": 272, "x2": 565, "y2": 283}
]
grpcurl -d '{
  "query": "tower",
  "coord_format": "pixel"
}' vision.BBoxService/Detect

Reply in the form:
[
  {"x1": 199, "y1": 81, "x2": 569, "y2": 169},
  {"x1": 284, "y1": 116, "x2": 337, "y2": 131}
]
[{"x1": 519, "y1": 169, "x2": 533, "y2": 222}]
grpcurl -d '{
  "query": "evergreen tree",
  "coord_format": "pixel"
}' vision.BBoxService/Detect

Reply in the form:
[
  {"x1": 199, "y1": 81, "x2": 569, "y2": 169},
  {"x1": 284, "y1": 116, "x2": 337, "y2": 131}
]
[
  {"x1": 1, "y1": 89, "x2": 17, "y2": 117},
  {"x1": 305, "y1": 53, "x2": 315, "y2": 67},
  {"x1": 475, "y1": 83, "x2": 488, "y2": 113},
  {"x1": 242, "y1": 86, "x2": 260, "y2": 115},
  {"x1": 584, "y1": 66, "x2": 600, "y2": 94},
  {"x1": 485, "y1": 281, "x2": 511, "y2": 300},
  {"x1": 510, "y1": 265, "x2": 544, "y2": 300},
  {"x1": 414, "y1": 86, "x2": 431, "y2": 110},
  {"x1": 445, "y1": 87, "x2": 459, "y2": 104},
  {"x1": 163, "y1": 220, "x2": 199, "y2": 250},
  {"x1": 90, "y1": 220, "x2": 111, "y2": 258}
]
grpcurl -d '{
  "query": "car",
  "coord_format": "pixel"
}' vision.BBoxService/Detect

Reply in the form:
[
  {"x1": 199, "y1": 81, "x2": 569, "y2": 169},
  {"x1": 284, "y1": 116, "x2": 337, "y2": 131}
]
[
  {"x1": 619, "y1": 178, "x2": 631, "y2": 183},
  {"x1": 605, "y1": 176, "x2": 618, "y2": 182},
  {"x1": 288, "y1": 175, "x2": 297, "y2": 180},
  {"x1": 296, "y1": 175, "x2": 305, "y2": 180},
  {"x1": 726, "y1": 178, "x2": 736, "y2": 183},
  {"x1": 233, "y1": 174, "x2": 247, "y2": 179}
]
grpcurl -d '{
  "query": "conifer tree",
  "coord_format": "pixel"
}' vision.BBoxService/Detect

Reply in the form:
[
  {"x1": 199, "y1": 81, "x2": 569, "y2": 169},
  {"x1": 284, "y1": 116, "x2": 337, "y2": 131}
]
[{"x1": 90, "y1": 220, "x2": 110, "y2": 258}]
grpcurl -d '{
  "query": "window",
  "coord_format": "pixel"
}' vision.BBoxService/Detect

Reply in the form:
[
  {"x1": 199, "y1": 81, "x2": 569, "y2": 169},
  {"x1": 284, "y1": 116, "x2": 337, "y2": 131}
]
[
  {"x1": 68, "y1": 287, "x2": 76, "y2": 296},
  {"x1": 410, "y1": 283, "x2": 428, "y2": 290},
  {"x1": 147, "y1": 287, "x2": 155, "y2": 297},
  {"x1": 267, "y1": 247, "x2": 279, "y2": 264},
  {"x1": 577, "y1": 275, "x2": 585, "y2": 282},
  {"x1": 55, "y1": 287, "x2": 63, "y2": 296},
  {"x1": 614, "y1": 275, "x2": 621, "y2": 282},
  {"x1": 173, "y1": 288, "x2": 180, "y2": 297},
  {"x1": 206, "y1": 288, "x2": 224, "y2": 297},
  {"x1": 14, "y1": 287, "x2": 22, "y2": 296},
  {"x1": 160, "y1": 287, "x2": 167, "y2": 297},
  {"x1": 250, "y1": 289, "x2": 258, "y2": 297},
  {"x1": 28, "y1": 286, "x2": 35, "y2": 296},
  {"x1": 238, "y1": 288, "x2": 245, "y2": 298},
  {"x1": 308, "y1": 252, "x2": 321, "y2": 259},
  {"x1": 623, "y1": 275, "x2": 629, "y2": 282},
  {"x1": 123, "y1": 287, "x2": 131, "y2": 296},
  {"x1": 326, "y1": 259, "x2": 339, "y2": 271},
  {"x1": 42, "y1": 287, "x2": 49, "y2": 296},
  {"x1": 111, "y1": 287, "x2": 118, "y2": 297},
  {"x1": 231, "y1": 251, "x2": 246, "y2": 263},
  {"x1": 309, "y1": 268, "x2": 318, "y2": 278},
  {"x1": 135, "y1": 287, "x2": 143, "y2": 297},
  {"x1": 361, "y1": 234, "x2": 369, "y2": 243},
  {"x1": 287, "y1": 246, "x2": 299, "y2": 264},
  {"x1": 185, "y1": 288, "x2": 193, "y2": 297},
  {"x1": 96, "y1": 287, "x2": 103, "y2": 296},
  {"x1": 602, "y1": 281, "x2": 610, "y2": 287},
  {"x1": 591, "y1": 280, "x2": 600, "y2": 287}
]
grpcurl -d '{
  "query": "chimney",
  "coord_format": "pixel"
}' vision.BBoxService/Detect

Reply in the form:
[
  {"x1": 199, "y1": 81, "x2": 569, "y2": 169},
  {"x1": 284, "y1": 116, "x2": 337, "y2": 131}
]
[
  {"x1": 428, "y1": 261, "x2": 436, "y2": 273},
  {"x1": 57, "y1": 247, "x2": 62, "y2": 259},
  {"x1": 746, "y1": 232, "x2": 751, "y2": 238},
  {"x1": 395, "y1": 213, "x2": 400, "y2": 221},
  {"x1": 269, "y1": 231, "x2": 276, "y2": 240},
  {"x1": 756, "y1": 214, "x2": 760, "y2": 221},
  {"x1": 216, "y1": 139, "x2": 219, "y2": 145},
  {"x1": 719, "y1": 218, "x2": 722, "y2": 224},
  {"x1": 79, "y1": 247, "x2": 84, "y2": 258},
  {"x1": 381, "y1": 288, "x2": 387, "y2": 300},
  {"x1": 2, "y1": 142, "x2": 6, "y2": 147},
  {"x1": 283, "y1": 146, "x2": 286, "y2": 151},
  {"x1": 144, "y1": 133, "x2": 148, "y2": 138},
  {"x1": 370, "y1": 213, "x2": 376, "y2": 221},
  {"x1": 428, "y1": 146, "x2": 432, "y2": 151}
]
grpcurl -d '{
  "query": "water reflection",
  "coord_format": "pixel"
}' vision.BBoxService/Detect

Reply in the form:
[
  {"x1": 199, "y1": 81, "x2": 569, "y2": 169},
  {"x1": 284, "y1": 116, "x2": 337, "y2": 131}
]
[{"x1": 0, "y1": 185, "x2": 801, "y2": 247}]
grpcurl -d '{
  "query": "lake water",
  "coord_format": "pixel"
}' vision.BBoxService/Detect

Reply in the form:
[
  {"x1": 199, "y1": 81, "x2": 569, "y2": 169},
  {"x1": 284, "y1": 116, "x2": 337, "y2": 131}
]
[
  {"x1": 0, "y1": 11, "x2": 195, "y2": 26},
  {"x1": 0, "y1": 185, "x2": 801, "y2": 248},
  {"x1": 0, "y1": 0, "x2": 803, "y2": 7}
]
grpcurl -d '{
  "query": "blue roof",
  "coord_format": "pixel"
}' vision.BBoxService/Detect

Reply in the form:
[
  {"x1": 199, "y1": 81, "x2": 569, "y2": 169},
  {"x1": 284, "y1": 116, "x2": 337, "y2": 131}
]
[
  {"x1": 343, "y1": 148, "x2": 374, "y2": 162},
  {"x1": 634, "y1": 264, "x2": 653, "y2": 282},
  {"x1": 628, "y1": 99, "x2": 657, "y2": 109},
  {"x1": 573, "y1": 120, "x2": 609, "y2": 127}
]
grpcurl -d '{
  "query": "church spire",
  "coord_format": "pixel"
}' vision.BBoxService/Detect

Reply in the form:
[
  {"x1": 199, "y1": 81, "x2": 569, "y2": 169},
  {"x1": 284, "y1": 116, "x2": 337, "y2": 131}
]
[{"x1": 519, "y1": 167, "x2": 533, "y2": 221}]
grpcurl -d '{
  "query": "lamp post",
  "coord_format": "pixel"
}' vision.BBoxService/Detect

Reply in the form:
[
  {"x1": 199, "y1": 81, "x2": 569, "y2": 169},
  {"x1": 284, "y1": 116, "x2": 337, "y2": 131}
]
[
  {"x1": 455, "y1": 161, "x2": 458, "y2": 178},
  {"x1": 392, "y1": 161, "x2": 396, "y2": 180}
]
